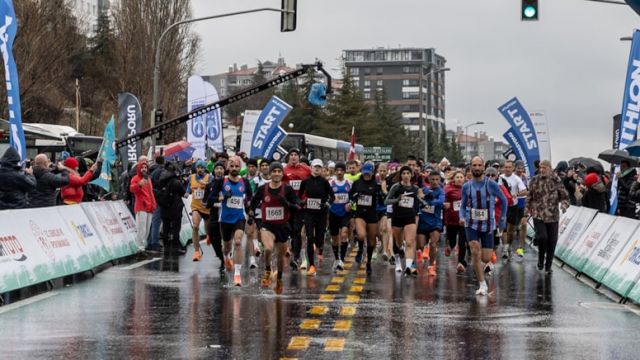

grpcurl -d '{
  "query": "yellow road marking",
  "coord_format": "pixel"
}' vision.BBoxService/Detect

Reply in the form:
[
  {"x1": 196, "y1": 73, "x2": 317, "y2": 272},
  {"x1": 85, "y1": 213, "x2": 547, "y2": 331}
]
[
  {"x1": 353, "y1": 277, "x2": 366, "y2": 284},
  {"x1": 308, "y1": 305, "x2": 329, "y2": 315},
  {"x1": 325, "y1": 284, "x2": 341, "y2": 292},
  {"x1": 280, "y1": 358, "x2": 297, "y2": 360},
  {"x1": 288, "y1": 336, "x2": 311, "y2": 350},
  {"x1": 319, "y1": 294, "x2": 335, "y2": 302},
  {"x1": 349, "y1": 285, "x2": 363, "y2": 293},
  {"x1": 343, "y1": 263, "x2": 353, "y2": 269},
  {"x1": 340, "y1": 306, "x2": 357, "y2": 316},
  {"x1": 325, "y1": 338, "x2": 345, "y2": 351},
  {"x1": 300, "y1": 319, "x2": 321, "y2": 330},
  {"x1": 333, "y1": 320, "x2": 352, "y2": 332},
  {"x1": 357, "y1": 270, "x2": 366, "y2": 275},
  {"x1": 336, "y1": 270, "x2": 348, "y2": 276},
  {"x1": 330, "y1": 277, "x2": 344, "y2": 284},
  {"x1": 346, "y1": 295, "x2": 360, "y2": 303}
]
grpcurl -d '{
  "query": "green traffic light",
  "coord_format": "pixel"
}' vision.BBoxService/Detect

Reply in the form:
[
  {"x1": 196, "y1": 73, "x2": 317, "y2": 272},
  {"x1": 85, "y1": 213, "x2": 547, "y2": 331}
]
[{"x1": 523, "y1": 6, "x2": 537, "y2": 18}]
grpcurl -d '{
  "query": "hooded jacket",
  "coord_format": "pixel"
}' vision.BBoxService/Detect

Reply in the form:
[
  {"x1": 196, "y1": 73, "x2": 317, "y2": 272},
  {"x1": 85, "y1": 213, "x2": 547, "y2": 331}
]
[
  {"x1": 156, "y1": 166, "x2": 185, "y2": 218},
  {"x1": 0, "y1": 147, "x2": 36, "y2": 210},
  {"x1": 29, "y1": 165, "x2": 70, "y2": 208},
  {"x1": 60, "y1": 158, "x2": 94, "y2": 205},
  {"x1": 617, "y1": 167, "x2": 637, "y2": 209},
  {"x1": 129, "y1": 160, "x2": 157, "y2": 213}
]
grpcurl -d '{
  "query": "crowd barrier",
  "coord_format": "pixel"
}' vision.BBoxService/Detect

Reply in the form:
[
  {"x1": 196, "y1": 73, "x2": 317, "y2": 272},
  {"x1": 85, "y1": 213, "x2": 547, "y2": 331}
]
[
  {"x1": 0, "y1": 201, "x2": 138, "y2": 294},
  {"x1": 553, "y1": 206, "x2": 640, "y2": 304}
]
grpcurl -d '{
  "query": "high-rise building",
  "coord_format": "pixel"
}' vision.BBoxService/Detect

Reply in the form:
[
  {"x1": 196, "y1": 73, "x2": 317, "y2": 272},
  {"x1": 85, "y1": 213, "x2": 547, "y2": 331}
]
[
  {"x1": 71, "y1": 0, "x2": 110, "y2": 36},
  {"x1": 343, "y1": 47, "x2": 447, "y2": 138}
]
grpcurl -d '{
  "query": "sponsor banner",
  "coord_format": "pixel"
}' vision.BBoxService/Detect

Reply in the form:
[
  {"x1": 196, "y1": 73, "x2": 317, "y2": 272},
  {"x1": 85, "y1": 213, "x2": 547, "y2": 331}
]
[
  {"x1": 610, "y1": 29, "x2": 640, "y2": 214},
  {"x1": 240, "y1": 110, "x2": 260, "y2": 155},
  {"x1": 0, "y1": 217, "x2": 47, "y2": 293},
  {"x1": 81, "y1": 202, "x2": 137, "y2": 259},
  {"x1": 600, "y1": 226, "x2": 640, "y2": 296},
  {"x1": 187, "y1": 75, "x2": 207, "y2": 160},
  {"x1": 529, "y1": 111, "x2": 552, "y2": 162},
  {"x1": 109, "y1": 200, "x2": 139, "y2": 254},
  {"x1": 203, "y1": 81, "x2": 223, "y2": 153},
  {"x1": 613, "y1": 114, "x2": 622, "y2": 149},
  {"x1": 563, "y1": 212, "x2": 616, "y2": 270},
  {"x1": 57, "y1": 204, "x2": 110, "y2": 270},
  {"x1": 264, "y1": 126, "x2": 288, "y2": 160},
  {"x1": 503, "y1": 129, "x2": 534, "y2": 178},
  {"x1": 249, "y1": 96, "x2": 292, "y2": 158},
  {"x1": 117, "y1": 92, "x2": 142, "y2": 169},
  {"x1": 0, "y1": 0, "x2": 26, "y2": 161},
  {"x1": 555, "y1": 207, "x2": 598, "y2": 261},
  {"x1": 498, "y1": 97, "x2": 540, "y2": 177},
  {"x1": 582, "y1": 216, "x2": 639, "y2": 283},
  {"x1": 90, "y1": 116, "x2": 117, "y2": 192}
]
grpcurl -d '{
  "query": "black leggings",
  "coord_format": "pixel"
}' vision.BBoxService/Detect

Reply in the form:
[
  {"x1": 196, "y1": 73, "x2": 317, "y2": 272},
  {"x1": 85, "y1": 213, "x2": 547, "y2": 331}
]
[
  {"x1": 446, "y1": 225, "x2": 467, "y2": 266},
  {"x1": 533, "y1": 220, "x2": 558, "y2": 270},
  {"x1": 161, "y1": 215, "x2": 181, "y2": 250},
  {"x1": 304, "y1": 212, "x2": 327, "y2": 266},
  {"x1": 207, "y1": 219, "x2": 223, "y2": 261}
]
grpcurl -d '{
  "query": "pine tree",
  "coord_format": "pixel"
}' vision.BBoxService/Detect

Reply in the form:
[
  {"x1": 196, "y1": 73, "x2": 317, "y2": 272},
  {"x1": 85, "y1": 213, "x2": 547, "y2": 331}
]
[
  {"x1": 366, "y1": 89, "x2": 410, "y2": 159},
  {"x1": 276, "y1": 69, "x2": 324, "y2": 134}
]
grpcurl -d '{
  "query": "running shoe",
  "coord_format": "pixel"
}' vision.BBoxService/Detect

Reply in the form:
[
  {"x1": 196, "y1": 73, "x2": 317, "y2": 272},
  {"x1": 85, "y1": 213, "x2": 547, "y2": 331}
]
[
  {"x1": 516, "y1": 248, "x2": 525, "y2": 258},
  {"x1": 307, "y1": 265, "x2": 317, "y2": 276},
  {"x1": 396, "y1": 262, "x2": 403, "y2": 273},
  {"x1": 428, "y1": 266, "x2": 437, "y2": 276},
  {"x1": 234, "y1": 273, "x2": 242, "y2": 287},
  {"x1": 422, "y1": 246, "x2": 430, "y2": 262},
  {"x1": 332, "y1": 260, "x2": 339, "y2": 272},
  {"x1": 337, "y1": 260, "x2": 345, "y2": 271},
  {"x1": 537, "y1": 261, "x2": 544, "y2": 271},
  {"x1": 416, "y1": 250, "x2": 423, "y2": 264},
  {"x1": 410, "y1": 268, "x2": 418, "y2": 277},
  {"x1": 275, "y1": 279, "x2": 283, "y2": 294},
  {"x1": 366, "y1": 263, "x2": 372, "y2": 275},
  {"x1": 475, "y1": 281, "x2": 488, "y2": 296},
  {"x1": 491, "y1": 251, "x2": 497, "y2": 264},
  {"x1": 484, "y1": 263, "x2": 494, "y2": 276},
  {"x1": 219, "y1": 262, "x2": 226, "y2": 275},
  {"x1": 372, "y1": 251, "x2": 378, "y2": 262},
  {"x1": 290, "y1": 258, "x2": 299, "y2": 271},
  {"x1": 403, "y1": 267, "x2": 412, "y2": 277},
  {"x1": 382, "y1": 252, "x2": 389, "y2": 262},
  {"x1": 456, "y1": 263, "x2": 465, "y2": 274},
  {"x1": 389, "y1": 255, "x2": 396, "y2": 265},
  {"x1": 545, "y1": 268, "x2": 553, "y2": 275},
  {"x1": 444, "y1": 246, "x2": 451, "y2": 257},
  {"x1": 502, "y1": 245, "x2": 510, "y2": 259},
  {"x1": 192, "y1": 248, "x2": 202, "y2": 262},
  {"x1": 261, "y1": 271, "x2": 272, "y2": 288},
  {"x1": 254, "y1": 246, "x2": 262, "y2": 258},
  {"x1": 300, "y1": 258, "x2": 308, "y2": 270},
  {"x1": 249, "y1": 257, "x2": 258, "y2": 269},
  {"x1": 224, "y1": 257, "x2": 234, "y2": 272},
  {"x1": 355, "y1": 252, "x2": 363, "y2": 263}
]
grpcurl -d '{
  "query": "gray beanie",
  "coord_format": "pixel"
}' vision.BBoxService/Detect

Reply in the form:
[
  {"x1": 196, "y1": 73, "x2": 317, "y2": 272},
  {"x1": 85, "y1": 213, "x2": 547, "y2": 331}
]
[{"x1": 269, "y1": 161, "x2": 284, "y2": 173}]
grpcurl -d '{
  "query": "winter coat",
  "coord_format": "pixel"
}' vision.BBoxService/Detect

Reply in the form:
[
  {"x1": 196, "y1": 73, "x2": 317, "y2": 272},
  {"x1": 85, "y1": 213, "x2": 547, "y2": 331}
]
[
  {"x1": 443, "y1": 183, "x2": 462, "y2": 225},
  {"x1": 617, "y1": 168, "x2": 637, "y2": 209},
  {"x1": 129, "y1": 161, "x2": 157, "y2": 213},
  {"x1": 61, "y1": 169, "x2": 95, "y2": 204},
  {"x1": 0, "y1": 147, "x2": 36, "y2": 210},
  {"x1": 525, "y1": 173, "x2": 570, "y2": 223},
  {"x1": 156, "y1": 169, "x2": 186, "y2": 218},
  {"x1": 29, "y1": 166, "x2": 70, "y2": 208}
]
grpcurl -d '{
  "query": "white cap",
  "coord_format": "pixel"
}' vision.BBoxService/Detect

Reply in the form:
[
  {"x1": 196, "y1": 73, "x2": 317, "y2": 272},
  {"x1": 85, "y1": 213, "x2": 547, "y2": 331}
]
[
  {"x1": 327, "y1": 161, "x2": 336, "y2": 169},
  {"x1": 311, "y1": 159, "x2": 324, "y2": 167}
]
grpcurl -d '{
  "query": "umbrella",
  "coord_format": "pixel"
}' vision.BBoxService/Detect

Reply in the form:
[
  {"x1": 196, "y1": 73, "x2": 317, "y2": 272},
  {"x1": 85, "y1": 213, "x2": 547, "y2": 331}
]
[
  {"x1": 567, "y1": 157, "x2": 604, "y2": 175},
  {"x1": 597, "y1": 148, "x2": 640, "y2": 167},
  {"x1": 625, "y1": 139, "x2": 640, "y2": 157},
  {"x1": 158, "y1": 140, "x2": 196, "y2": 161}
]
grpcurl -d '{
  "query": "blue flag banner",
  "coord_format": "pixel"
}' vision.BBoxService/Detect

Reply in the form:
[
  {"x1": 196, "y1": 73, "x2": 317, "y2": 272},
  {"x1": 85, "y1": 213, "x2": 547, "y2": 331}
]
[
  {"x1": 264, "y1": 126, "x2": 288, "y2": 160},
  {"x1": 0, "y1": 0, "x2": 26, "y2": 161},
  {"x1": 498, "y1": 97, "x2": 540, "y2": 176},
  {"x1": 610, "y1": 29, "x2": 640, "y2": 214},
  {"x1": 503, "y1": 129, "x2": 535, "y2": 177},
  {"x1": 250, "y1": 96, "x2": 292, "y2": 158},
  {"x1": 91, "y1": 116, "x2": 117, "y2": 192}
]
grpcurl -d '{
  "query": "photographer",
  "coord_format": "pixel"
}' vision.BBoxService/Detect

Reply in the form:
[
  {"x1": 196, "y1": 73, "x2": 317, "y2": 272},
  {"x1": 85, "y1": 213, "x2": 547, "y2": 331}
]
[
  {"x1": 29, "y1": 154, "x2": 70, "y2": 208},
  {"x1": 0, "y1": 147, "x2": 36, "y2": 210}
]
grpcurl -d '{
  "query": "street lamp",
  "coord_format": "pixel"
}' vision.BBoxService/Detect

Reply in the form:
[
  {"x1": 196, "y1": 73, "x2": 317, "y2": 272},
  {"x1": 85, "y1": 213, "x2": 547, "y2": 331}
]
[
  {"x1": 464, "y1": 121, "x2": 484, "y2": 161},
  {"x1": 420, "y1": 67, "x2": 450, "y2": 162},
  {"x1": 621, "y1": 36, "x2": 632, "y2": 41}
]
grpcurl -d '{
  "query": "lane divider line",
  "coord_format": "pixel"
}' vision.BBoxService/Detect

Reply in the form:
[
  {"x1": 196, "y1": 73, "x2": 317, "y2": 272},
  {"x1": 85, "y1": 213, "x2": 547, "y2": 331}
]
[
  {"x1": 0, "y1": 292, "x2": 59, "y2": 314},
  {"x1": 121, "y1": 257, "x2": 162, "y2": 270}
]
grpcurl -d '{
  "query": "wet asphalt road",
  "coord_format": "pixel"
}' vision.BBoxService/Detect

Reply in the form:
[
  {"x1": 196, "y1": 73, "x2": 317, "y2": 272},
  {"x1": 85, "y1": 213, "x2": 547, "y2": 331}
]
[{"x1": 2, "y1": 239, "x2": 640, "y2": 360}]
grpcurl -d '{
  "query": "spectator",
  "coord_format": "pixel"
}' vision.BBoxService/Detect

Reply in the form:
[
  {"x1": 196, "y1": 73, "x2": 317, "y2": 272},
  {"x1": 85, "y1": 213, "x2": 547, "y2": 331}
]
[
  {"x1": 29, "y1": 154, "x2": 70, "y2": 208},
  {"x1": 582, "y1": 172, "x2": 609, "y2": 213},
  {"x1": 156, "y1": 161, "x2": 186, "y2": 255},
  {"x1": 60, "y1": 157, "x2": 97, "y2": 205},
  {"x1": 0, "y1": 147, "x2": 36, "y2": 210},
  {"x1": 148, "y1": 156, "x2": 165, "y2": 252},
  {"x1": 616, "y1": 160, "x2": 637, "y2": 218},
  {"x1": 129, "y1": 159, "x2": 157, "y2": 254}
]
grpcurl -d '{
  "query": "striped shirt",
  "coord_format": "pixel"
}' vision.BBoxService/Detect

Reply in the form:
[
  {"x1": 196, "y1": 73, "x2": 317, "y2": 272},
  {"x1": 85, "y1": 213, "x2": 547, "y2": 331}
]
[{"x1": 459, "y1": 178, "x2": 508, "y2": 232}]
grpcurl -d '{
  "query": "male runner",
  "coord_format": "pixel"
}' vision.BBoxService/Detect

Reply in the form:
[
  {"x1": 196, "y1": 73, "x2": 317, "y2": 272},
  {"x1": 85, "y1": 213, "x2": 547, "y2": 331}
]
[
  {"x1": 328, "y1": 162, "x2": 352, "y2": 272},
  {"x1": 244, "y1": 158, "x2": 262, "y2": 269},
  {"x1": 499, "y1": 160, "x2": 527, "y2": 259},
  {"x1": 283, "y1": 148, "x2": 311, "y2": 270},
  {"x1": 185, "y1": 160, "x2": 212, "y2": 261}
]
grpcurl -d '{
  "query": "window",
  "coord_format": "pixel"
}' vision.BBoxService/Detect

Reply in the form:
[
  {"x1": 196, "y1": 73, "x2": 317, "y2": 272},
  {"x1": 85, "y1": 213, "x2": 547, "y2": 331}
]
[
  {"x1": 364, "y1": 67, "x2": 370, "y2": 75},
  {"x1": 350, "y1": 67, "x2": 359, "y2": 76},
  {"x1": 364, "y1": 80, "x2": 371, "y2": 87},
  {"x1": 376, "y1": 80, "x2": 383, "y2": 86},
  {"x1": 377, "y1": 67, "x2": 383, "y2": 75},
  {"x1": 402, "y1": 92, "x2": 419, "y2": 99},
  {"x1": 364, "y1": 93, "x2": 371, "y2": 99}
]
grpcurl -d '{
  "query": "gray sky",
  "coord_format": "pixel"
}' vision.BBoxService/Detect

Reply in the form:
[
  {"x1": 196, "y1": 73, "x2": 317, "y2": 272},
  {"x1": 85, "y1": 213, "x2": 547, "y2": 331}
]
[{"x1": 190, "y1": 0, "x2": 638, "y2": 164}]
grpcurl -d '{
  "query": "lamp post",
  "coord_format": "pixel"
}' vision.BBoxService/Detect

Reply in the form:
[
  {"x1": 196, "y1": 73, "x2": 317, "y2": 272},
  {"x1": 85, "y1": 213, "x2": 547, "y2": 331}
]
[
  {"x1": 464, "y1": 121, "x2": 484, "y2": 161},
  {"x1": 420, "y1": 67, "x2": 450, "y2": 162},
  {"x1": 151, "y1": 7, "x2": 291, "y2": 154}
]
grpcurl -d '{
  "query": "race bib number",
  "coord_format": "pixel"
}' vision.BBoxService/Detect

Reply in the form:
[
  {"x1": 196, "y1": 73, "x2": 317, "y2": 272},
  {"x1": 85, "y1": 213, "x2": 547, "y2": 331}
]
[
  {"x1": 265, "y1": 207, "x2": 284, "y2": 221},
  {"x1": 193, "y1": 188, "x2": 205, "y2": 200},
  {"x1": 357, "y1": 195, "x2": 372, "y2": 207},
  {"x1": 213, "y1": 202, "x2": 221, "y2": 208},
  {"x1": 471, "y1": 208, "x2": 488, "y2": 221},
  {"x1": 453, "y1": 201, "x2": 461, "y2": 211},
  {"x1": 290, "y1": 180, "x2": 301, "y2": 191},
  {"x1": 307, "y1": 198, "x2": 322, "y2": 210},
  {"x1": 335, "y1": 193, "x2": 349, "y2": 204},
  {"x1": 226, "y1": 196, "x2": 244, "y2": 209},
  {"x1": 387, "y1": 205, "x2": 393, "y2": 213},
  {"x1": 399, "y1": 196, "x2": 414, "y2": 208},
  {"x1": 422, "y1": 205, "x2": 435, "y2": 214}
]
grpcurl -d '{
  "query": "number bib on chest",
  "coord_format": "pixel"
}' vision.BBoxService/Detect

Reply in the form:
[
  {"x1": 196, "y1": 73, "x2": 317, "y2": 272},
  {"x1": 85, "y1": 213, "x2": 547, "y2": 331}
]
[
  {"x1": 422, "y1": 205, "x2": 435, "y2": 214},
  {"x1": 399, "y1": 196, "x2": 414, "y2": 208},
  {"x1": 265, "y1": 207, "x2": 284, "y2": 221},
  {"x1": 453, "y1": 201, "x2": 461, "y2": 212},
  {"x1": 193, "y1": 188, "x2": 205, "y2": 200},
  {"x1": 335, "y1": 193, "x2": 349, "y2": 204},
  {"x1": 306, "y1": 198, "x2": 322, "y2": 210},
  {"x1": 290, "y1": 180, "x2": 301, "y2": 191},
  {"x1": 226, "y1": 196, "x2": 244, "y2": 209},
  {"x1": 357, "y1": 195, "x2": 373, "y2": 207},
  {"x1": 387, "y1": 205, "x2": 393, "y2": 213},
  {"x1": 471, "y1": 208, "x2": 488, "y2": 221}
]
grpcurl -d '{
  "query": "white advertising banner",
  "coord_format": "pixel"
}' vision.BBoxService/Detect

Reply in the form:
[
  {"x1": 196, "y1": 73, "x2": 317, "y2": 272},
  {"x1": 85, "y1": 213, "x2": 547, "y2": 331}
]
[
  {"x1": 81, "y1": 202, "x2": 137, "y2": 259},
  {"x1": 555, "y1": 207, "x2": 598, "y2": 260},
  {"x1": 600, "y1": 226, "x2": 640, "y2": 297},
  {"x1": 581, "y1": 216, "x2": 639, "y2": 283},
  {"x1": 529, "y1": 111, "x2": 552, "y2": 162},
  {"x1": 239, "y1": 110, "x2": 260, "y2": 155},
  {"x1": 57, "y1": 204, "x2": 110, "y2": 269},
  {"x1": 563, "y1": 213, "x2": 616, "y2": 271}
]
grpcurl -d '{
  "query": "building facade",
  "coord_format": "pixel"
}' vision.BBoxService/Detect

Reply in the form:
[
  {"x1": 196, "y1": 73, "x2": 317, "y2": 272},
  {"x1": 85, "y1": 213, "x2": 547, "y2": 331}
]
[
  {"x1": 448, "y1": 127, "x2": 510, "y2": 162},
  {"x1": 343, "y1": 47, "x2": 447, "y2": 138},
  {"x1": 71, "y1": 0, "x2": 110, "y2": 35}
]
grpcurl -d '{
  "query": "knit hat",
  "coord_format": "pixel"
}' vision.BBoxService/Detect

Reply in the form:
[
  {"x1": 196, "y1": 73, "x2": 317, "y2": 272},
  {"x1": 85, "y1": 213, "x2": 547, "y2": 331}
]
[
  {"x1": 64, "y1": 157, "x2": 79, "y2": 170},
  {"x1": 269, "y1": 161, "x2": 284, "y2": 173},
  {"x1": 584, "y1": 173, "x2": 600, "y2": 188},
  {"x1": 214, "y1": 161, "x2": 225, "y2": 170},
  {"x1": 195, "y1": 159, "x2": 206, "y2": 168}
]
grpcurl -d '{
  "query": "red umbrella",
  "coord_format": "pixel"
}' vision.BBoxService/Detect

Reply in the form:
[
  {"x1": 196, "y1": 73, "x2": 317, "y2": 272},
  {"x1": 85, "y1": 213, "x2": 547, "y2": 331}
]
[{"x1": 157, "y1": 140, "x2": 192, "y2": 158}]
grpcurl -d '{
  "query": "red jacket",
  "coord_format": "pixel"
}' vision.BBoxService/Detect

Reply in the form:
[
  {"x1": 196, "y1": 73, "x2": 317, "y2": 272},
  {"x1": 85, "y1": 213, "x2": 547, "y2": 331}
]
[
  {"x1": 495, "y1": 184, "x2": 513, "y2": 222},
  {"x1": 129, "y1": 162, "x2": 157, "y2": 213},
  {"x1": 444, "y1": 183, "x2": 462, "y2": 225},
  {"x1": 283, "y1": 163, "x2": 311, "y2": 194},
  {"x1": 61, "y1": 170, "x2": 94, "y2": 204}
]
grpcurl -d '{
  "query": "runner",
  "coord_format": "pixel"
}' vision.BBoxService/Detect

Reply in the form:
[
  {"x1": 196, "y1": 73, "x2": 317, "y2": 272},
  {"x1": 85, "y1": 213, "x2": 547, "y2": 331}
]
[
  {"x1": 249, "y1": 162, "x2": 300, "y2": 295},
  {"x1": 204, "y1": 161, "x2": 226, "y2": 274},
  {"x1": 185, "y1": 159, "x2": 212, "y2": 262},
  {"x1": 283, "y1": 148, "x2": 311, "y2": 271},
  {"x1": 459, "y1": 157, "x2": 508, "y2": 295},
  {"x1": 350, "y1": 161, "x2": 382, "y2": 275},
  {"x1": 219, "y1": 156, "x2": 253, "y2": 286},
  {"x1": 299, "y1": 159, "x2": 334, "y2": 276},
  {"x1": 444, "y1": 170, "x2": 467, "y2": 273},
  {"x1": 328, "y1": 162, "x2": 352, "y2": 272},
  {"x1": 244, "y1": 158, "x2": 262, "y2": 269},
  {"x1": 485, "y1": 166, "x2": 513, "y2": 274},
  {"x1": 499, "y1": 160, "x2": 527, "y2": 260},
  {"x1": 386, "y1": 165, "x2": 423, "y2": 277},
  {"x1": 377, "y1": 162, "x2": 392, "y2": 261},
  {"x1": 418, "y1": 170, "x2": 445, "y2": 276},
  {"x1": 515, "y1": 160, "x2": 530, "y2": 258}
]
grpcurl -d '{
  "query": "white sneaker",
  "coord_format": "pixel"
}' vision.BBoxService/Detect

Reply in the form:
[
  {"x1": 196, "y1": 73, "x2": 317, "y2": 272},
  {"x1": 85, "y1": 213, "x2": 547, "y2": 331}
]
[
  {"x1": 336, "y1": 260, "x2": 344, "y2": 271},
  {"x1": 249, "y1": 257, "x2": 258, "y2": 269},
  {"x1": 332, "y1": 260, "x2": 338, "y2": 272},
  {"x1": 300, "y1": 258, "x2": 308, "y2": 270},
  {"x1": 475, "y1": 281, "x2": 488, "y2": 296},
  {"x1": 395, "y1": 263, "x2": 403, "y2": 273}
]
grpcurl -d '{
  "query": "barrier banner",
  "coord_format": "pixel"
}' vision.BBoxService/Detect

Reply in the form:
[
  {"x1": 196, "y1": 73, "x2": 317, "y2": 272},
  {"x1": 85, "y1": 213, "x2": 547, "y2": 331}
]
[
  {"x1": 563, "y1": 213, "x2": 616, "y2": 270},
  {"x1": 600, "y1": 227, "x2": 640, "y2": 296},
  {"x1": 249, "y1": 96, "x2": 292, "y2": 158},
  {"x1": 581, "y1": 216, "x2": 639, "y2": 283},
  {"x1": 498, "y1": 97, "x2": 540, "y2": 177},
  {"x1": 555, "y1": 207, "x2": 597, "y2": 261},
  {"x1": 626, "y1": 270, "x2": 640, "y2": 303},
  {"x1": 57, "y1": 204, "x2": 110, "y2": 269},
  {"x1": 81, "y1": 202, "x2": 137, "y2": 259}
]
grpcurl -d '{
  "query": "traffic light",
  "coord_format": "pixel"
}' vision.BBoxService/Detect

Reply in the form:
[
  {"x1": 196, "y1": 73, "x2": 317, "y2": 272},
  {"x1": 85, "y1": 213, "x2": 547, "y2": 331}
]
[
  {"x1": 521, "y1": 0, "x2": 539, "y2": 21},
  {"x1": 281, "y1": 0, "x2": 297, "y2": 32}
]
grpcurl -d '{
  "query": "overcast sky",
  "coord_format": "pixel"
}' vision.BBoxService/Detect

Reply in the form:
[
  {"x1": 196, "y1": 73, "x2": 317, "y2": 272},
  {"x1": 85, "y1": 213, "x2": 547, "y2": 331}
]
[{"x1": 190, "y1": 0, "x2": 638, "y2": 164}]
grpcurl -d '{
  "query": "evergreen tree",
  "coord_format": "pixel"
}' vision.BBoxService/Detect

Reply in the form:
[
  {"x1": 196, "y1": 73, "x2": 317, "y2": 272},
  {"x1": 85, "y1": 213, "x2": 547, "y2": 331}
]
[
  {"x1": 366, "y1": 89, "x2": 410, "y2": 159},
  {"x1": 276, "y1": 69, "x2": 324, "y2": 134}
]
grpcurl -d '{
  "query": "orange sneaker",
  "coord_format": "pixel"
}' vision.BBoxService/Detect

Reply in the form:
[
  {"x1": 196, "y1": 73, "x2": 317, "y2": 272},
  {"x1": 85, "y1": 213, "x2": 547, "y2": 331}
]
[
  {"x1": 307, "y1": 265, "x2": 317, "y2": 276},
  {"x1": 275, "y1": 279, "x2": 283, "y2": 294},
  {"x1": 428, "y1": 265, "x2": 437, "y2": 276},
  {"x1": 491, "y1": 251, "x2": 497, "y2": 264},
  {"x1": 444, "y1": 246, "x2": 451, "y2": 257},
  {"x1": 234, "y1": 273, "x2": 242, "y2": 287},
  {"x1": 261, "y1": 271, "x2": 272, "y2": 288},
  {"x1": 224, "y1": 257, "x2": 233, "y2": 272},
  {"x1": 422, "y1": 247, "x2": 430, "y2": 262},
  {"x1": 192, "y1": 248, "x2": 202, "y2": 262}
]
